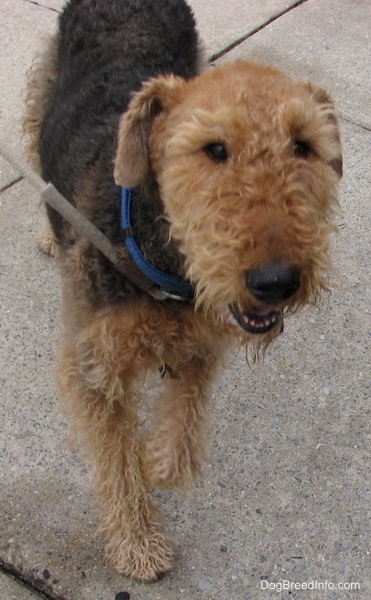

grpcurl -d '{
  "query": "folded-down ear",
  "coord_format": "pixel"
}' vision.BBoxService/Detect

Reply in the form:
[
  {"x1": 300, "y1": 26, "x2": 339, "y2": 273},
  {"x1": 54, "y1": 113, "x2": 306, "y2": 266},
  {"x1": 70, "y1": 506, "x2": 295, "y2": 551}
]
[
  {"x1": 114, "y1": 75, "x2": 186, "y2": 187},
  {"x1": 302, "y1": 81, "x2": 343, "y2": 178}
]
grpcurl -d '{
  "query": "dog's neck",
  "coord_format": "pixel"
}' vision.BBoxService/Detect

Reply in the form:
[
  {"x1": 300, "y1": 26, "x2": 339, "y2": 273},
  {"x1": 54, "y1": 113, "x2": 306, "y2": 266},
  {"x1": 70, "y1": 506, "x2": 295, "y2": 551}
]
[{"x1": 120, "y1": 184, "x2": 194, "y2": 302}]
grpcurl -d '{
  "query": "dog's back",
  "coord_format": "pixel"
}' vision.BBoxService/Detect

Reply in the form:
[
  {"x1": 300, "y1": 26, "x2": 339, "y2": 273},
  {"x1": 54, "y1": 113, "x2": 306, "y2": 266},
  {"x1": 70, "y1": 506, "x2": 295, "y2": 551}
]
[{"x1": 29, "y1": 0, "x2": 201, "y2": 241}]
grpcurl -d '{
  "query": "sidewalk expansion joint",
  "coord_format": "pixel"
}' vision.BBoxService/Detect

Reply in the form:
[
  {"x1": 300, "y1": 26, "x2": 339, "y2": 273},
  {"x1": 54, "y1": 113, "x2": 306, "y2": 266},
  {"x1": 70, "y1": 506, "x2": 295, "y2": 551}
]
[
  {"x1": 0, "y1": 175, "x2": 24, "y2": 193},
  {"x1": 209, "y1": 0, "x2": 309, "y2": 62},
  {"x1": 24, "y1": 0, "x2": 60, "y2": 13},
  {"x1": 340, "y1": 114, "x2": 371, "y2": 133},
  {"x1": 0, "y1": 557, "x2": 70, "y2": 600}
]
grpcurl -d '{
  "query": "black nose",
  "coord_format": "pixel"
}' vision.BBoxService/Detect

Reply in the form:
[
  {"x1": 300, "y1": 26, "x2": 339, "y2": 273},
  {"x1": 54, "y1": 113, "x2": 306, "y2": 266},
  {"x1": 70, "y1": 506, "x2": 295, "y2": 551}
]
[{"x1": 245, "y1": 262, "x2": 300, "y2": 304}]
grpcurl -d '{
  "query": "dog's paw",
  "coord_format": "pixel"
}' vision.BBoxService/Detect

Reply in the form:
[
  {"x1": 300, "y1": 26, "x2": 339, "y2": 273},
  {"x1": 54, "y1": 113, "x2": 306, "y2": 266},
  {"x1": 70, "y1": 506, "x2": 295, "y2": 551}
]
[
  {"x1": 143, "y1": 453, "x2": 178, "y2": 489},
  {"x1": 142, "y1": 437, "x2": 202, "y2": 490},
  {"x1": 108, "y1": 530, "x2": 173, "y2": 582},
  {"x1": 35, "y1": 222, "x2": 58, "y2": 257}
]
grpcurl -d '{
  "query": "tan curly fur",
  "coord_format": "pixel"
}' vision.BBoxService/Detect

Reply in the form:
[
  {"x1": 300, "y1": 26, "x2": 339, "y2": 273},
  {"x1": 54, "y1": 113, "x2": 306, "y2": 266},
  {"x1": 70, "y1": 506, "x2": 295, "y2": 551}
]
[{"x1": 57, "y1": 298, "x2": 227, "y2": 580}]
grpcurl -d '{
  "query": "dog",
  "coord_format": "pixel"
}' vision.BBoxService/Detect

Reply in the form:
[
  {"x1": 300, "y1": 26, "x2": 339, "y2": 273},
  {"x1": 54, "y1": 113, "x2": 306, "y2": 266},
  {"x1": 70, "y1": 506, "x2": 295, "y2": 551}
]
[{"x1": 22, "y1": 0, "x2": 342, "y2": 582}]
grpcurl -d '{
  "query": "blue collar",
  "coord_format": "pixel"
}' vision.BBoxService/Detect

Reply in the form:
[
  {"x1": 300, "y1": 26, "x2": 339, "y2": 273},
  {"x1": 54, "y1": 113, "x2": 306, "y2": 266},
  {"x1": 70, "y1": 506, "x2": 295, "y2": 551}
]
[{"x1": 120, "y1": 187, "x2": 194, "y2": 302}]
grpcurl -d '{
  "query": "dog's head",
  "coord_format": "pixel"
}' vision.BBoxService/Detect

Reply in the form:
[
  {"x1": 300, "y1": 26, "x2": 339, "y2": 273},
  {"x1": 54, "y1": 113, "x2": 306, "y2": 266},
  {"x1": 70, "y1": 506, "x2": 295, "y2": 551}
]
[{"x1": 114, "y1": 60, "x2": 342, "y2": 344}]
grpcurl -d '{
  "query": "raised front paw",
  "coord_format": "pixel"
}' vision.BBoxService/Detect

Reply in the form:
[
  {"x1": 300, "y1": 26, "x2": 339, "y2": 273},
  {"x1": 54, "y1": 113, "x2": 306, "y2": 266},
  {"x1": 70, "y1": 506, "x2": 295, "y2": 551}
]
[{"x1": 141, "y1": 435, "x2": 203, "y2": 490}]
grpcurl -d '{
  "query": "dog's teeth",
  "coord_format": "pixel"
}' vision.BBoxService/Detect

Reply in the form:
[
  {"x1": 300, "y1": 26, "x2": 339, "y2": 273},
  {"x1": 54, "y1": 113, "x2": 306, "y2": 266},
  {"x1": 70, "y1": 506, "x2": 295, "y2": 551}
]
[
  {"x1": 250, "y1": 311, "x2": 279, "y2": 331},
  {"x1": 266, "y1": 314, "x2": 277, "y2": 327},
  {"x1": 229, "y1": 306, "x2": 280, "y2": 334}
]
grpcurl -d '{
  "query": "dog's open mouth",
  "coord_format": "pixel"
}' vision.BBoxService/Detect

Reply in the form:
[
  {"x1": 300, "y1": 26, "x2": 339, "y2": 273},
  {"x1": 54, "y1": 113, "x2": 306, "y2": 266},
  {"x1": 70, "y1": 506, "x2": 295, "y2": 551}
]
[{"x1": 229, "y1": 304, "x2": 283, "y2": 334}]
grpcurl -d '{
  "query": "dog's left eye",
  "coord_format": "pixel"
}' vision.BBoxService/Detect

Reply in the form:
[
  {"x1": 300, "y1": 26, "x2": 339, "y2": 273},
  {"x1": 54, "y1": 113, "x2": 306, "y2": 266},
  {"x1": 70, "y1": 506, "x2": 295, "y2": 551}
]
[
  {"x1": 204, "y1": 143, "x2": 228, "y2": 163},
  {"x1": 293, "y1": 140, "x2": 311, "y2": 159}
]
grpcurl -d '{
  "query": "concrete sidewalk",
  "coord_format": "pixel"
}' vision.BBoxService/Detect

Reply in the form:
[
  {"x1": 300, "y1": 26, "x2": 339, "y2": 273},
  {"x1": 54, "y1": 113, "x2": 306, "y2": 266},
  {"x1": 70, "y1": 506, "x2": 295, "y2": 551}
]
[{"x1": 0, "y1": 0, "x2": 370, "y2": 598}]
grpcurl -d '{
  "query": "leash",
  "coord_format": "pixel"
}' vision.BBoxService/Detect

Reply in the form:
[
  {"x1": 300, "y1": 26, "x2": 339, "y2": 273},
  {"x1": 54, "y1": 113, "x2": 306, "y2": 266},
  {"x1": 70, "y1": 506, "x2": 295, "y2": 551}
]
[
  {"x1": 0, "y1": 140, "x2": 194, "y2": 302},
  {"x1": 1, "y1": 140, "x2": 129, "y2": 269},
  {"x1": 1, "y1": 140, "x2": 185, "y2": 379}
]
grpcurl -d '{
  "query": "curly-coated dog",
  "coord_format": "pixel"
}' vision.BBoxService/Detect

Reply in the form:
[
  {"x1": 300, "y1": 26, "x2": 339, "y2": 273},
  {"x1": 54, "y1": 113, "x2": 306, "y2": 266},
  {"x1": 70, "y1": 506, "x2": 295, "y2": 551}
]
[{"x1": 23, "y1": 0, "x2": 342, "y2": 582}]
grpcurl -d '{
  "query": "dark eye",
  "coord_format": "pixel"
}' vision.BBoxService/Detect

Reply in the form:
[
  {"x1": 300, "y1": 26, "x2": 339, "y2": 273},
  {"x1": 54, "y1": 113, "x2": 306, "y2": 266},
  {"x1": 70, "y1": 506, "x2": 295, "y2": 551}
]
[
  {"x1": 294, "y1": 140, "x2": 311, "y2": 159},
  {"x1": 204, "y1": 143, "x2": 228, "y2": 163}
]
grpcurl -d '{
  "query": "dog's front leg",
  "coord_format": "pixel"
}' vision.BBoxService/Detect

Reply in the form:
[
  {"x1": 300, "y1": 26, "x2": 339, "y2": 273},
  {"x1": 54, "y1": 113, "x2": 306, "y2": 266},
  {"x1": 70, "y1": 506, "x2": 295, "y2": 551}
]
[
  {"x1": 57, "y1": 315, "x2": 173, "y2": 582},
  {"x1": 141, "y1": 350, "x2": 220, "y2": 490}
]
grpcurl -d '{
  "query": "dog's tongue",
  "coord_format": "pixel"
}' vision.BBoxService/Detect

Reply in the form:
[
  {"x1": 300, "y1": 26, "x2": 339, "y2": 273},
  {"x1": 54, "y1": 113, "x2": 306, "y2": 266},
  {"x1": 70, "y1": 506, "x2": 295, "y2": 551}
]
[{"x1": 250, "y1": 305, "x2": 277, "y2": 317}]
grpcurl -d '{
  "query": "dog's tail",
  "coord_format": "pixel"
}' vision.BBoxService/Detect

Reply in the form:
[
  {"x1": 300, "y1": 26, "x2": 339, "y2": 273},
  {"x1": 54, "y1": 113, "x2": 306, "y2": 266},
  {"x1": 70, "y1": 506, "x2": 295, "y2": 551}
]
[{"x1": 22, "y1": 34, "x2": 58, "y2": 173}]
